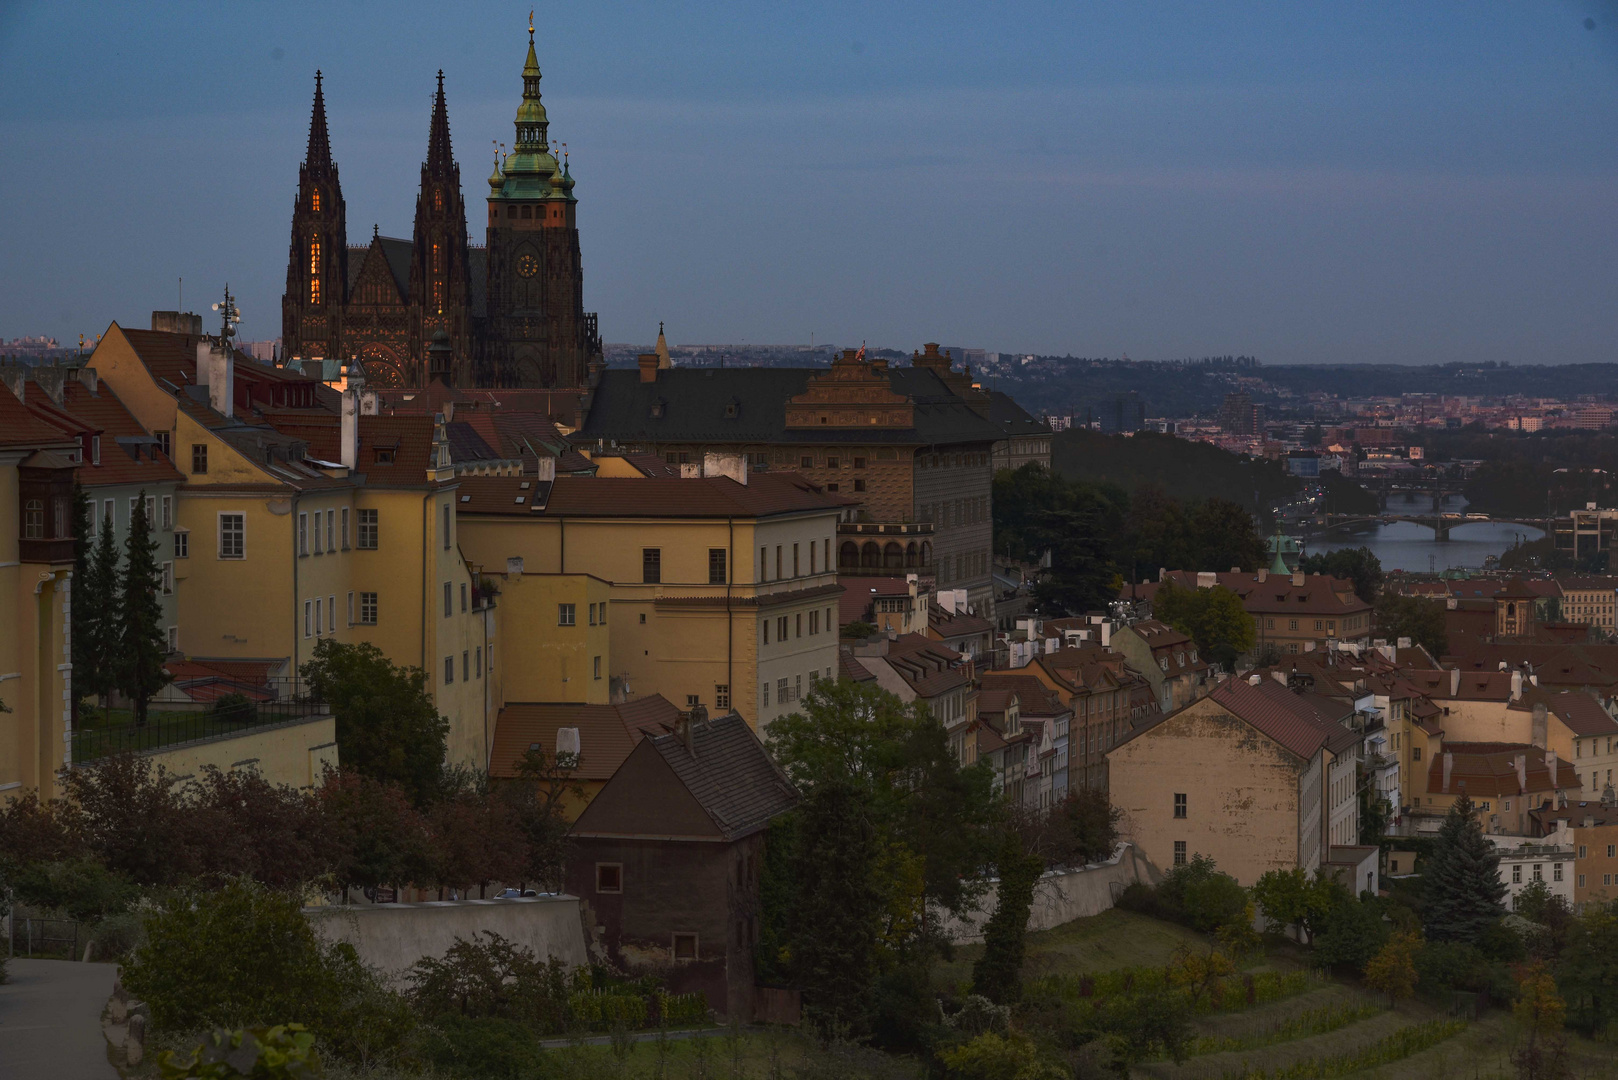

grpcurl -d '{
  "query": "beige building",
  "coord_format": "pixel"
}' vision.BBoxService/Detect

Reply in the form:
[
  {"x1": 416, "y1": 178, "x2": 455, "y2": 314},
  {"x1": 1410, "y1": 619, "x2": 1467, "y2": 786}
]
[
  {"x1": 1111, "y1": 620, "x2": 1212, "y2": 713},
  {"x1": 0, "y1": 386, "x2": 78, "y2": 798},
  {"x1": 1145, "y1": 569, "x2": 1373, "y2": 655},
  {"x1": 455, "y1": 465, "x2": 845, "y2": 730},
  {"x1": 1108, "y1": 675, "x2": 1362, "y2": 885},
  {"x1": 1560, "y1": 576, "x2": 1618, "y2": 634}
]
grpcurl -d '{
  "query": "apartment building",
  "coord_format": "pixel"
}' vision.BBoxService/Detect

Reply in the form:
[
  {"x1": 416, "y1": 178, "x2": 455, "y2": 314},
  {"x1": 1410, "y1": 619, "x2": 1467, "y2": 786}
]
[
  {"x1": 1149, "y1": 569, "x2": 1373, "y2": 655},
  {"x1": 1107, "y1": 675, "x2": 1364, "y2": 885},
  {"x1": 1559, "y1": 576, "x2": 1618, "y2": 633},
  {"x1": 455, "y1": 464, "x2": 845, "y2": 730},
  {"x1": 87, "y1": 321, "x2": 491, "y2": 767},
  {"x1": 1111, "y1": 620, "x2": 1212, "y2": 712}
]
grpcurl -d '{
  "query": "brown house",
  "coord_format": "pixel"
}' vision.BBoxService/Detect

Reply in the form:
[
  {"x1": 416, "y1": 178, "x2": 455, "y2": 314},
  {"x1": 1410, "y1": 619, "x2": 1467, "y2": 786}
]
[{"x1": 565, "y1": 712, "x2": 798, "y2": 1020}]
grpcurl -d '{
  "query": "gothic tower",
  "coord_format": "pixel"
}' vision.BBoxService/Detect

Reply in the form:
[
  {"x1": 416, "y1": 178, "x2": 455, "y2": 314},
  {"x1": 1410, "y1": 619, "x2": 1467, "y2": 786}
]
[
  {"x1": 282, "y1": 72, "x2": 349, "y2": 360},
  {"x1": 407, "y1": 72, "x2": 476, "y2": 386},
  {"x1": 484, "y1": 25, "x2": 598, "y2": 388}
]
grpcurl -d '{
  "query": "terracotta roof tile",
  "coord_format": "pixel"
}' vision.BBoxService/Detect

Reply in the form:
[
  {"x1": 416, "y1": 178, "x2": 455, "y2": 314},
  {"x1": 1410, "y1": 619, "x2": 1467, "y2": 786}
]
[{"x1": 489, "y1": 695, "x2": 683, "y2": 782}]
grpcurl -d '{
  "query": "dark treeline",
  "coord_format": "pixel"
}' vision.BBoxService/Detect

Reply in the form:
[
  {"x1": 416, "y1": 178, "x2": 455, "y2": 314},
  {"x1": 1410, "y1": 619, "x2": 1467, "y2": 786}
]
[
  {"x1": 1051, "y1": 431, "x2": 1298, "y2": 516},
  {"x1": 994, "y1": 464, "x2": 1266, "y2": 614}
]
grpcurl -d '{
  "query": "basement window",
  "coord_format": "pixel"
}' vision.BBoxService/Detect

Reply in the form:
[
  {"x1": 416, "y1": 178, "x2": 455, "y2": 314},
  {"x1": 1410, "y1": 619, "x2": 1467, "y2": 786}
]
[
  {"x1": 672, "y1": 933, "x2": 698, "y2": 961},
  {"x1": 596, "y1": 864, "x2": 622, "y2": 893}
]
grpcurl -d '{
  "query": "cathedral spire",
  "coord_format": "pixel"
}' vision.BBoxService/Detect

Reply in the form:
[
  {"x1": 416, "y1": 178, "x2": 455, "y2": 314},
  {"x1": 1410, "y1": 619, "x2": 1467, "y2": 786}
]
[
  {"x1": 425, "y1": 70, "x2": 455, "y2": 179},
  {"x1": 306, "y1": 70, "x2": 333, "y2": 172}
]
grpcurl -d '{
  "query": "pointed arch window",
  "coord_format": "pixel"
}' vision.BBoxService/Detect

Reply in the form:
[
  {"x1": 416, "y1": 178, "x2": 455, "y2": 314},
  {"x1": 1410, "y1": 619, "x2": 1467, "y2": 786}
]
[
  {"x1": 311, "y1": 189, "x2": 322, "y2": 212},
  {"x1": 434, "y1": 187, "x2": 443, "y2": 212},
  {"x1": 309, "y1": 239, "x2": 322, "y2": 304}
]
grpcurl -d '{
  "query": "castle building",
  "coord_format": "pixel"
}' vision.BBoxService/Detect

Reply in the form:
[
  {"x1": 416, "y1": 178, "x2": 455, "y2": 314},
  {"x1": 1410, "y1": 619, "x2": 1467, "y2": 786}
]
[{"x1": 280, "y1": 26, "x2": 600, "y2": 390}]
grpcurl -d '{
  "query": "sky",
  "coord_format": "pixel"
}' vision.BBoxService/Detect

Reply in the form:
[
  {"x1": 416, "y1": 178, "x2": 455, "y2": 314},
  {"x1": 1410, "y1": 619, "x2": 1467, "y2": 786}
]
[{"x1": 1, "y1": 1, "x2": 1615, "y2": 364}]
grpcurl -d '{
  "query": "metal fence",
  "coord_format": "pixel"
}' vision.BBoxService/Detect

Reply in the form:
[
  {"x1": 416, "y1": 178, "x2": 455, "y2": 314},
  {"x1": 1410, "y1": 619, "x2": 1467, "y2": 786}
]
[
  {"x1": 71, "y1": 676, "x2": 328, "y2": 763},
  {"x1": 9, "y1": 917, "x2": 80, "y2": 959}
]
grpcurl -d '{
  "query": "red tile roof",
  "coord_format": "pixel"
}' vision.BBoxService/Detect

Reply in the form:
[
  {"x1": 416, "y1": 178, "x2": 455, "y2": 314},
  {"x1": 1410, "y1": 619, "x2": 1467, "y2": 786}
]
[
  {"x1": 1428, "y1": 742, "x2": 1582, "y2": 799},
  {"x1": 0, "y1": 384, "x2": 78, "y2": 449},
  {"x1": 456, "y1": 471, "x2": 844, "y2": 519},
  {"x1": 489, "y1": 695, "x2": 683, "y2": 782},
  {"x1": 1204, "y1": 676, "x2": 1351, "y2": 760}
]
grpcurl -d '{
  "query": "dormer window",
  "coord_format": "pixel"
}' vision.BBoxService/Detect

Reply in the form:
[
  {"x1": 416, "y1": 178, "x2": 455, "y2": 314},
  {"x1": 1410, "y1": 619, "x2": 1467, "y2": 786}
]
[
  {"x1": 724, "y1": 399, "x2": 740, "y2": 418},
  {"x1": 649, "y1": 400, "x2": 665, "y2": 419},
  {"x1": 375, "y1": 448, "x2": 396, "y2": 464}
]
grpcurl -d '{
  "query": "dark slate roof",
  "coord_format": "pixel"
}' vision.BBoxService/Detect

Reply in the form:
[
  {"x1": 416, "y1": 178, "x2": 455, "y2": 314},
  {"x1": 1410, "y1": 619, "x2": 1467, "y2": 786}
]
[
  {"x1": 576, "y1": 365, "x2": 1005, "y2": 447},
  {"x1": 446, "y1": 420, "x2": 501, "y2": 462},
  {"x1": 987, "y1": 390, "x2": 1051, "y2": 436},
  {"x1": 647, "y1": 713, "x2": 799, "y2": 840},
  {"x1": 347, "y1": 237, "x2": 413, "y2": 300}
]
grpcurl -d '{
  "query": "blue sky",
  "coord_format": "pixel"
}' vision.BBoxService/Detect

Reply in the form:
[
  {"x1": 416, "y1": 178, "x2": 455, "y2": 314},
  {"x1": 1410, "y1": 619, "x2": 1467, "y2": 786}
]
[{"x1": 1, "y1": 1, "x2": 1615, "y2": 363}]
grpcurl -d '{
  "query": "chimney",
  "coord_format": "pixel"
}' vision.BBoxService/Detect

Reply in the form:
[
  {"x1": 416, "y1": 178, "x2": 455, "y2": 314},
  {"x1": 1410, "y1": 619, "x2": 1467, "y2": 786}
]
[
  {"x1": 1450, "y1": 668, "x2": 1460, "y2": 697},
  {"x1": 1248, "y1": 674, "x2": 1262, "y2": 686},
  {"x1": 1531, "y1": 703, "x2": 1548, "y2": 748},
  {"x1": 536, "y1": 456, "x2": 556, "y2": 482},
  {"x1": 1442, "y1": 751, "x2": 1453, "y2": 793},
  {"x1": 638, "y1": 353, "x2": 659, "y2": 383},
  {"x1": 0, "y1": 366, "x2": 22, "y2": 403},
  {"x1": 1397, "y1": 636, "x2": 1411, "y2": 649},
  {"x1": 77, "y1": 366, "x2": 99, "y2": 394},
  {"x1": 1515, "y1": 753, "x2": 1528, "y2": 794},
  {"x1": 1100, "y1": 621, "x2": 1111, "y2": 649},
  {"x1": 1257, "y1": 568, "x2": 1268, "y2": 583},
  {"x1": 1547, "y1": 749, "x2": 1559, "y2": 789},
  {"x1": 1511, "y1": 670, "x2": 1523, "y2": 701},
  {"x1": 339, "y1": 370, "x2": 364, "y2": 470},
  {"x1": 1292, "y1": 571, "x2": 1305, "y2": 586},
  {"x1": 197, "y1": 341, "x2": 234, "y2": 418},
  {"x1": 702, "y1": 451, "x2": 748, "y2": 485}
]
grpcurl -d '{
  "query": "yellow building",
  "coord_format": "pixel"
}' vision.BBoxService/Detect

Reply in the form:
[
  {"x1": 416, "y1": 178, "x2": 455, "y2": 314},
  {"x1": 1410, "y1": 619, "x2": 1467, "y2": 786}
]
[
  {"x1": 88, "y1": 321, "x2": 492, "y2": 769},
  {"x1": 0, "y1": 386, "x2": 79, "y2": 798},
  {"x1": 456, "y1": 463, "x2": 846, "y2": 730}
]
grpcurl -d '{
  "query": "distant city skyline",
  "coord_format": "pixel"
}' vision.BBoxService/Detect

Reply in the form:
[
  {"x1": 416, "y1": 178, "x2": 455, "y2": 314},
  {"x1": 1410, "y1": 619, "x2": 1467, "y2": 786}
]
[{"x1": 1, "y1": 1, "x2": 1614, "y2": 364}]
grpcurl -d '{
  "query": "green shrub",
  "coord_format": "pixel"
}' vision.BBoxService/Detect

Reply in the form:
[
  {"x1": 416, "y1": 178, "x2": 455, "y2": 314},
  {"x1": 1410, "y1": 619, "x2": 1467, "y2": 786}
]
[
  {"x1": 90, "y1": 910, "x2": 146, "y2": 961},
  {"x1": 155, "y1": 1024, "x2": 320, "y2": 1079},
  {"x1": 656, "y1": 991, "x2": 711, "y2": 1026},
  {"x1": 11, "y1": 857, "x2": 136, "y2": 923},
  {"x1": 939, "y1": 1031, "x2": 1068, "y2": 1080},
  {"x1": 417, "y1": 1014, "x2": 542, "y2": 1080},
  {"x1": 1216, "y1": 1018, "x2": 1466, "y2": 1080},
  {"x1": 122, "y1": 879, "x2": 412, "y2": 1063},
  {"x1": 1413, "y1": 940, "x2": 1491, "y2": 996},
  {"x1": 209, "y1": 693, "x2": 258, "y2": 727},
  {"x1": 1155, "y1": 855, "x2": 1249, "y2": 931}
]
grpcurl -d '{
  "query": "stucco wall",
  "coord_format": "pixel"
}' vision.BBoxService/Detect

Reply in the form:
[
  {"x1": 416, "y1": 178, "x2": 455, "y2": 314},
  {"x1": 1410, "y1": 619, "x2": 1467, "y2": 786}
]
[
  {"x1": 1108, "y1": 699, "x2": 1304, "y2": 886},
  {"x1": 307, "y1": 895, "x2": 588, "y2": 979},
  {"x1": 142, "y1": 715, "x2": 337, "y2": 790},
  {"x1": 939, "y1": 844, "x2": 1146, "y2": 944}
]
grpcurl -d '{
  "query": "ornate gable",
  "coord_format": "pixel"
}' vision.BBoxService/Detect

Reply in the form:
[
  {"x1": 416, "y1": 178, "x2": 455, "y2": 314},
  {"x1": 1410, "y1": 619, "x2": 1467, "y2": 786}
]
[{"x1": 784, "y1": 350, "x2": 914, "y2": 430}]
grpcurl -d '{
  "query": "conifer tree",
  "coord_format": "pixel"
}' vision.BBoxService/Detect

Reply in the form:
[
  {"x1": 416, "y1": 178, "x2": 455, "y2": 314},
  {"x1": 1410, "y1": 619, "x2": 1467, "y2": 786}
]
[
  {"x1": 1423, "y1": 792, "x2": 1507, "y2": 941},
  {"x1": 117, "y1": 491, "x2": 170, "y2": 727},
  {"x1": 79, "y1": 505, "x2": 123, "y2": 717},
  {"x1": 792, "y1": 778, "x2": 884, "y2": 1034}
]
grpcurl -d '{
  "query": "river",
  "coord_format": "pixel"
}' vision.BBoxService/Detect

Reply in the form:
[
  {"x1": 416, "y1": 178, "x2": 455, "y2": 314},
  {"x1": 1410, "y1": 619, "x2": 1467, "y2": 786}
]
[{"x1": 1307, "y1": 493, "x2": 1546, "y2": 574}]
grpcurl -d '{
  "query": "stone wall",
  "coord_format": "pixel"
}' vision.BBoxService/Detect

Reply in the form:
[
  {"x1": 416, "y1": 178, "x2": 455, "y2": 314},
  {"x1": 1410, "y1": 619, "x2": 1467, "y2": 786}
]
[
  {"x1": 939, "y1": 843, "x2": 1147, "y2": 944},
  {"x1": 142, "y1": 716, "x2": 337, "y2": 791},
  {"x1": 306, "y1": 895, "x2": 588, "y2": 979}
]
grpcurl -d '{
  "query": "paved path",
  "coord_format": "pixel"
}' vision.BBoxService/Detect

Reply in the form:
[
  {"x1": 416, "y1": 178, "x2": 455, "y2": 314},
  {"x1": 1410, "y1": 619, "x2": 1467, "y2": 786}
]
[{"x1": 0, "y1": 959, "x2": 119, "y2": 1079}]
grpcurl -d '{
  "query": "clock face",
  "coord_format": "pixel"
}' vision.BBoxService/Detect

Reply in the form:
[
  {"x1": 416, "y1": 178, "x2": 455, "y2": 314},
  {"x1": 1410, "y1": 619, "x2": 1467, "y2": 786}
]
[{"x1": 516, "y1": 254, "x2": 539, "y2": 278}]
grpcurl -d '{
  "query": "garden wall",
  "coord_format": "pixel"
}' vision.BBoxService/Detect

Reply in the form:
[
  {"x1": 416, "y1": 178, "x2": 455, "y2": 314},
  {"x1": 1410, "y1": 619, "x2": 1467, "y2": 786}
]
[
  {"x1": 939, "y1": 843, "x2": 1147, "y2": 944},
  {"x1": 306, "y1": 895, "x2": 588, "y2": 977},
  {"x1": 141, "y1": 715, "x2": 337, "y2": 791}
]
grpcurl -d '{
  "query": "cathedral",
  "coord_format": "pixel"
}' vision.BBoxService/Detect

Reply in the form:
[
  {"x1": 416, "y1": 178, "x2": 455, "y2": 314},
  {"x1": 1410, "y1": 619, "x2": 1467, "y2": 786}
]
[{"x1": 280, "y1": 26, "x2": 600, "y2": 389}]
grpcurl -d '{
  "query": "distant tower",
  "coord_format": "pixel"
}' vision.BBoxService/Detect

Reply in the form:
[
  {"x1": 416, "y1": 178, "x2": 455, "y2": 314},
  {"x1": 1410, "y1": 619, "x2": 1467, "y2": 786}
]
[
  {"x1": 282, "y1": 72, "x2": 349, "y2": 359},
  {"x1": 483, "y1": 20, "x2": 598, "y2": 387},
  {"x1": 407, "y1": 72, "x2": 475, "y2": 386}
]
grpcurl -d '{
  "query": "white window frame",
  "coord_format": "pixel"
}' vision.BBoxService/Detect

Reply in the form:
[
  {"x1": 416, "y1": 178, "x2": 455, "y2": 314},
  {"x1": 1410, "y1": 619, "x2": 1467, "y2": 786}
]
[
  {"x1": 328, "y1": 594, "x2": 336, "y2": 633},
  {"x1": 298, "y1": 511, "x2": 310, "y2": 556},
  {"x1": 160, "y1": 494, "x2": 172, "y2": 530},
  {"x1": 304, "y1": 599, "x2": 313, "y2": 638},
  {"x1": 325, "y1": 509, "x2": 335, "y2": 552},
  {"x1": 174, "y1": 530, "x2": 189, "y2": 558},
  {"x1": 218, "y1": 512, "x2": 245, "y2": 560},
  {"x1": 161, "y1": 561, "x2": 173, "y2": 595},
  {"x1": 314, "y1": 596, "x2": 323, "y2": 635},
  {"x1": 347, "y1": 591, "x2": 355, "y2": 625},
  {"x1": 341, "y1": 507, "x2": 350, "y2": 549},
  {"x1": 360, "y1": 591, "x2": 378, "y2": 625}
]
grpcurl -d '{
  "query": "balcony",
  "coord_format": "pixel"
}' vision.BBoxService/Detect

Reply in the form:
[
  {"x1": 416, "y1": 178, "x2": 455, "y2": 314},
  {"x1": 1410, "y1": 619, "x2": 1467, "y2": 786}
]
[{"x1": 838, "y1": 521, "x2": 934, "y2": 577}]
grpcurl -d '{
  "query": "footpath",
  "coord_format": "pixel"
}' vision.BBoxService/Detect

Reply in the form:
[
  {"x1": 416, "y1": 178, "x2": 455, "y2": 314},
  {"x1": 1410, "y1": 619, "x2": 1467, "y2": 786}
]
[{"x1": 0, "y1": 958, "x2": 119, "y2": 1079}]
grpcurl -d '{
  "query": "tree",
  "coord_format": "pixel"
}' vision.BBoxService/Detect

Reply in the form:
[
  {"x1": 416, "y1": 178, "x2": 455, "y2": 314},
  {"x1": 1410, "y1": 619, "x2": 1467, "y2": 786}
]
[
  {"x1": 972, "y1": 834, "x2": 1045, "y2": 1004},
  {"x1": 1375, "y1": 593, "x2": 1448, "y2": 658},
  {"x1": 77, "y1": 504, "x2": 123, "y2": 717},
  {"x1": 316, "y1": 771, "x2": 436, "y2": 896},
  {"x1": 1359, "y1": 783, "x2": 1393, "y2": 848},
  {"x1": 1299, "y1": 547, "x2": 1383, "y2": 604},
  {"x1": 1167, "y1": 945, "x2": 1236, "y2": 1009},
  {"x1": 791, "y1": 778, "x2": 885, "y2": 1033},
  {"x1": 1314, "y1": 895, "x2": 1391, "y2": 972},
  {"x1": 1094, "y1": 989, "x2": 1193, "y2": 1068},
  {"x1": 1122, "y1": 484, "x2": 1192, "y2": 580},
  {"x1": 768, "y1": 679, "x2": 1001, "y2": 936},
  {"x1": 1364, "y1": 928, "x2": 1421, "y2": 1005},
  {"x1": 1151, "y1": 579, "x2": 1255, "y2": 664},
  {"x1": 117, "y1": 490, "x2": 171, "y2": 726},
  {"x1": 428, "y1": 770, "x2": 530, "y2": 899},
  {"x1": 186, "y1": 766, "x2": 329, "y2": 889},
  {"x1": 1157, "y1": 854, "x2": 1249, "y2": 932},
  {"x1": 1251, "y1": 867, "x2": 1342, "y2": 944},
  {"x1": 1029, "y1": 787, "x2": 1120, "y2": 869},
  {"x1": 1423, "y1": 793, "x2": 1507, "y2": 942},
  {"x1": 1557, "y1": 905, "x2": 1618, "y2": 1035},
  {"x1": 1512, "y1": 961, "x2": 1570, "y2": 1080},
  {"x1": 301, "y1": 639, "x2": 449, "y2": 806},
  {"x1": 62, "y1": 754, "x2": 201, "y2": 886},
  {"x1": 504, "y1": 745, "x2": 583, "y2": 893},
  {"x1": 1187, "y1": 498, "x2": 1264, "y2": 573}
]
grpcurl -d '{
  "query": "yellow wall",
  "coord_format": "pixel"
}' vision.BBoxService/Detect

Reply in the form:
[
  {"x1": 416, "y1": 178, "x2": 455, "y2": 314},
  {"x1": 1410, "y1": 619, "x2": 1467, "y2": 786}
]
[
  {"x1": 141, "y1": 716, "x2": 339, "y2": 790},
  {"x1": 0, "y1": 455, "x2": 74, "y2": 798},
  {"x1": 1108, "y1": 697, "x2": 1309, "y2": 885},
  {"x1": 494, "y1": 574, "x2": 611, "y2": 704},
  {"x1": 86, "y1": 322, "x2": 180, "y2": 437}
]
